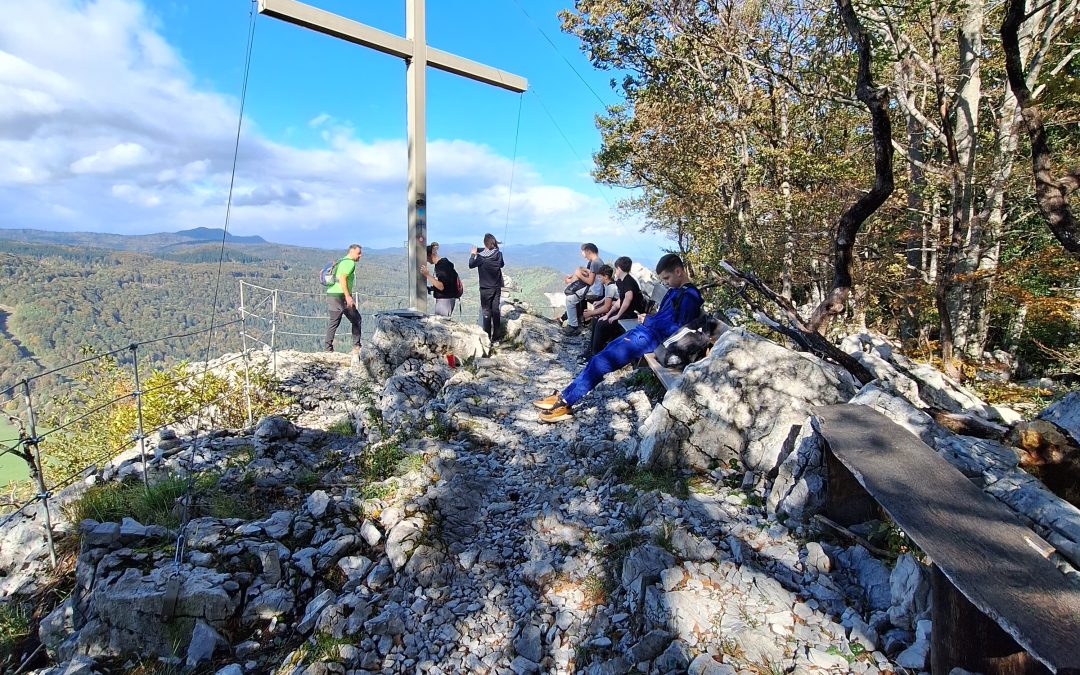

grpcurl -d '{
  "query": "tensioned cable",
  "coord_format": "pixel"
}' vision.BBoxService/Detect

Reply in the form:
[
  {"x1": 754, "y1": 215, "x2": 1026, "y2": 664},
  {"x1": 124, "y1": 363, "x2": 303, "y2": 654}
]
[
  {"x1": 174, "y1": 0, "x2": 259, "y2": 570},
  {"x1": 527, "y1": 88, "x2": 654, "y2": 262},
  {"x1": 508, "y1": 0, "x2": 612, "y2": 110},
  {"x1": 503, "y1": 93, "x2": 525, "y2": 245}
]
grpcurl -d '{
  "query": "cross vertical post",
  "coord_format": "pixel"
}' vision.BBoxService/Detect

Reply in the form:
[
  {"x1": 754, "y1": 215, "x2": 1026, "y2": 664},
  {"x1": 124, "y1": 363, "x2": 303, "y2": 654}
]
[
  {"x1": 257, "y1": 0, "x2": 527, "y2": 312},
  {"x1": 406, "y1": 0, "x2": 427, "y2": 312}
]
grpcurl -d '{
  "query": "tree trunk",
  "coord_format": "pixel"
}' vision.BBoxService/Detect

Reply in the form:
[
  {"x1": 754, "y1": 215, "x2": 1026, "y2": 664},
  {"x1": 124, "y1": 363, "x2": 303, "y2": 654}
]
[
  {"x1": 1002, "y1": 0, "x2": 1080, "y2": 255},
  {"x1": 901, "y1": 62, "x2": 929, "y2": 341},
  {"x1": 807, "y1": 0, "x2": 895, "y2": 334},
  {"x1": 780, "y1": 86, "x2": 795, "y2": 301},
  {"x1": 946, "y1": 0, "x2": 986, "y2": 357}
]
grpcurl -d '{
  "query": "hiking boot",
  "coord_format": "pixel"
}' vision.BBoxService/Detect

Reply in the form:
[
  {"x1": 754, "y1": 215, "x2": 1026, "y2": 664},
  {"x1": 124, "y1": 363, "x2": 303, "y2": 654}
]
[
  {"x1": 532, "y1": 391, "x2": 562, "y2": 410},
  {"x1": 562, "y1": 325, "x2": 581, "y2": 336},
  {"x1": 539, "y1": 403, "x2": 573, "y2": 423}
]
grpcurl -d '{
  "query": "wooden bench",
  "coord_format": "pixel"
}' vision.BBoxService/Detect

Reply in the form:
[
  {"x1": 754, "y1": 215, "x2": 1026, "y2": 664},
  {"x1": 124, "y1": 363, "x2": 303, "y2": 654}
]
[
  {"x1": 813, "y1": 404, "x2": 1080, "y2": 675},
  {"x1": 642, "y1": 352, "x2": 685, "y2": 391}
]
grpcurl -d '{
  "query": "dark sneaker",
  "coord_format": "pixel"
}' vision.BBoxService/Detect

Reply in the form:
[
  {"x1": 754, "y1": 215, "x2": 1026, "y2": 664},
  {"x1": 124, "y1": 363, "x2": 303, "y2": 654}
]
[
  {"x1": 562, "y1": 325, "x2": 581, "y2": 336},
  {"x1": 532, "y1": 391, "x2": 561, "y2": 410},
  {"x1": 325, "y1": 345, "x2": 334, "y2": 353},
  {"x1": 539, "y1": 404, "x2": 573, "y2": 423}
]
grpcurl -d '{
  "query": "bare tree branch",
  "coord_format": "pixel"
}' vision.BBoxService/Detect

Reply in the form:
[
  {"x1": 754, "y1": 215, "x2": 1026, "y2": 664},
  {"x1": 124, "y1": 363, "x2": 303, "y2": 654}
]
[
  {"x1": 1002, "y1": 0, "x2": 1080, "y2": 255},
  {"x1": 807, "y1": 0, "x2": 896, "y2": 334}
]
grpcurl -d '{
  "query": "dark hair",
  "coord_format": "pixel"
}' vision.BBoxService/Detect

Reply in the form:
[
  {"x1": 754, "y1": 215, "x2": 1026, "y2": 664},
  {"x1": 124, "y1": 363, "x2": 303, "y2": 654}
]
[
  {"x1": 426, "y1": 243, "x2": 439, "y2": 259},
  {"x1": 655, "y1": 253, "x2": 684, "y2": 275},
  {"x1": 347, "y1": 244, "x2": 362, "y2": 254},
  {"x1": 581, "y1": 242, "x2": 598, "y2": 255},
  {"x1": 598, "y1": 265, "x2": 614, "y2": 279},
  {"x1": 614, "y1": 256, "x2": 632, "y2": 273},
  {"x1": 483, "y1": 233, "x2": 499, "y2": 249}
]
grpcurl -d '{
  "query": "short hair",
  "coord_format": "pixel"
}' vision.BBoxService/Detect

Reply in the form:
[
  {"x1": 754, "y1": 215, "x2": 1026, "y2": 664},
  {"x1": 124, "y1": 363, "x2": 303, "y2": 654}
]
[
  {"x1": 614, "y1": 256, "x2": 632, "y2": 273},
  {"x1": 581, "y1": 242, "x2": 599, "y2": 255},
  {"x1": 655, "y1": 253, "x2": 684, "y2": 275},
  {"x1": 598, "y1": 264, "x2": 614, "y2": 279},
  {"x1": 483, "y1": 233, "x2": 499, "y2": 249},
  {"x1": 347, "y1": 244, "x2": 362, "y2": 254},
  {"x1": 426, "y1": 243, "x2": 439, "y2": 258}
]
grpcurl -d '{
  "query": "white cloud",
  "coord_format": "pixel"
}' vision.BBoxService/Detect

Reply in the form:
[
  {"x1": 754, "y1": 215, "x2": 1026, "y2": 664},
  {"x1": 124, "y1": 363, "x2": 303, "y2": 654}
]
[
  {"x1": 71, "y1": 142, "x2": 152, "y2": 174},
  {"x1": 0, "y1": 0, "x2": 654, "y2": 252}
]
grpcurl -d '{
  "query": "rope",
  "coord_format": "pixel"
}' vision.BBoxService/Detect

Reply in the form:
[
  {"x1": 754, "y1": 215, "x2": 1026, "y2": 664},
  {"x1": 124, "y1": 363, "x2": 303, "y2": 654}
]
[
  {"x1": 527, "y1": 88, "x2": 656, "y2": 264},
  {"x1": 175, "y1": 0, "x2": 259, "y2": 572},
  {"x1": 503, "y1": 93, "x2": 524, "y2": 245},
  {"x1": 508, "y1": 0, "x2": 612, "y2": 109}
]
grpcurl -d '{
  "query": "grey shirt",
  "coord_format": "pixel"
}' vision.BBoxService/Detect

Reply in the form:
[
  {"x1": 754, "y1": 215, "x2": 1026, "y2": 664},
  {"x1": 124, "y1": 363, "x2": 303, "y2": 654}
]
[{"x1": 587, "y1": 257, "x2": 605, "y2": 297}]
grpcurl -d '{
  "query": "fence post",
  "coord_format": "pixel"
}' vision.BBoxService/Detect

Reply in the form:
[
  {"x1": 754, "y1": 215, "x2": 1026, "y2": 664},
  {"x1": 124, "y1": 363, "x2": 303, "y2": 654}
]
[
  {"x1": 238, "y1": 283, "x2": 253, "y2": 427},
  {"x1": 270, "y1": 289, "x2": 278, "y2": 374},
  {"x1": 129, "y1": 344, "x2": 149, "y2": 489},
  {"x1": 21, "y1": 380, "x2": 57, "y2": 568}
]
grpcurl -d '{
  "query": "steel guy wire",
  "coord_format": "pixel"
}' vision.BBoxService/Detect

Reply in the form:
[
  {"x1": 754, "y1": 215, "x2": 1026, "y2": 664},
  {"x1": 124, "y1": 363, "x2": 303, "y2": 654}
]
[{"x1": 175, "y1": 1, "x2": 259, "y2": 571}]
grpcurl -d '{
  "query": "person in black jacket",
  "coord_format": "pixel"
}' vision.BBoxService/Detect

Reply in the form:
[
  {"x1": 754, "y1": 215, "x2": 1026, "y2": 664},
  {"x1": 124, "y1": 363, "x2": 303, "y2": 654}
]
[
  {"x1": 469, "y1": 233, "x2": 504, "y2": 341},
  {"x1": 420, "y1": 242, "x2": 459, "y2": 316}
]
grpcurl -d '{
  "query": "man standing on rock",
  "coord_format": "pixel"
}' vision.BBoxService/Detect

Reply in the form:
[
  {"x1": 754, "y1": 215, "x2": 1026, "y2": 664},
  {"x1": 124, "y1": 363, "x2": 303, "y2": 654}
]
[
  {"x1": 469, "y1": 233, "x2": 505, "y2": 342},
  {"x1": 534, "y1": 253, "x2": 703, "y2": 423},
  {"x1": 324, "y1": 244, "x2": 363, "y2": 354}
]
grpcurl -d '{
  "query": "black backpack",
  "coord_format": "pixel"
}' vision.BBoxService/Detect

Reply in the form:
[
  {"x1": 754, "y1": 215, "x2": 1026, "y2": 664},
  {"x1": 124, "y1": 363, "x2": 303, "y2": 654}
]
[{"x1": 443, "y1": 262, "x2": 463, "y2": 298}]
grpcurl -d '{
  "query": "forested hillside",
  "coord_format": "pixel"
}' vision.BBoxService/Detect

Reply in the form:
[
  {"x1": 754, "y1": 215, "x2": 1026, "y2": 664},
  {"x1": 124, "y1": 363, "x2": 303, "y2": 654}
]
[
  {"x1": 561, "y1": 0, "x2": 1080, "y2": 378},
  {"x1": 0, "y1": 234, "x2": 566, "y2": 407}
]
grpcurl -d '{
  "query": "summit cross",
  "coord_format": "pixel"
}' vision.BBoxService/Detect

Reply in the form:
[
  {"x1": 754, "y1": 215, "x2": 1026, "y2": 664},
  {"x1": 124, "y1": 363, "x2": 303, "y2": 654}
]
[{"x1": 258, "y1": 0, "x2": 528, "y2": 312}]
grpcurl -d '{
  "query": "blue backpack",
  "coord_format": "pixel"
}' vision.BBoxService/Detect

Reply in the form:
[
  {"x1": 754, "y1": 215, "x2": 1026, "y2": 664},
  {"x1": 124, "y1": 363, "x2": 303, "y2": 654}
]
[{"x1": 320, "y1": 258, "x2": 346, "y2": 287}]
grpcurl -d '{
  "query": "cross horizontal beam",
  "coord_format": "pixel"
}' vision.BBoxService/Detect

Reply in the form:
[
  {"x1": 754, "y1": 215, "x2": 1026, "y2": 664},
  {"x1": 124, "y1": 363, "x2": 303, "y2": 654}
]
[{"x1": 258, "y1": 0, "x2": 528, "y2": 93}]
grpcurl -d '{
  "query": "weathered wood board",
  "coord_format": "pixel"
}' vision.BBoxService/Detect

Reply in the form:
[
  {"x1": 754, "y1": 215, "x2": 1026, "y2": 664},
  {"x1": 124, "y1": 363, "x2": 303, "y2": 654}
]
[
  {"x1": 643, "y1": 352, "x2": 684, "y2": 391},
  {"x1": 813, "y1": 404, "x2": 1080, "y2": 674}
]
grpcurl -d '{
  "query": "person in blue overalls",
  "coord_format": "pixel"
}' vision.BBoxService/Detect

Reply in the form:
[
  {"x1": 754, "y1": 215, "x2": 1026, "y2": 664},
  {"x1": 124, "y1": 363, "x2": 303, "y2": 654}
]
[{"x1": 533, "y1": 253, "x2": 703, "y2": 423}]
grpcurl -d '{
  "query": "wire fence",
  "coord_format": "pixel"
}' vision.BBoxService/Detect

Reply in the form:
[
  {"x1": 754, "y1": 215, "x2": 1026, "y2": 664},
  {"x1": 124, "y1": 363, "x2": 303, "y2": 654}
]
[{"x1": 0, "y1": 280, "x2": 465, "y2": 568}]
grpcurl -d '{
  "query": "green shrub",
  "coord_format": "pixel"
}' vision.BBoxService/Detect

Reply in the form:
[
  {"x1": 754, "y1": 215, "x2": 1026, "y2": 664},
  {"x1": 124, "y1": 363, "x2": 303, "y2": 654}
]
[
  {"x1": 66, "y1": 471, "x2": 259, "y2": 529},
  {"x1": 37, "y1": 353, "x2": 289, "y2": 487}
]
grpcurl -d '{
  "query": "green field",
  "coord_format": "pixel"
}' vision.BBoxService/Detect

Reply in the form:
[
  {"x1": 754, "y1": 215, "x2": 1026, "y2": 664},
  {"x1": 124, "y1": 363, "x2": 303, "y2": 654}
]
[{"x1": 0, "y1": 418, "x2": 29, "y2": 487}]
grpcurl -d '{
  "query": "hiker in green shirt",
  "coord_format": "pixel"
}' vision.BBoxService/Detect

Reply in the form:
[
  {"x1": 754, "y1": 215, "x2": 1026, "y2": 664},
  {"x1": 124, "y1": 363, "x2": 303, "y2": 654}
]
[{"x1": 324, "y1": 244, "x2": 363, "y2": 353}]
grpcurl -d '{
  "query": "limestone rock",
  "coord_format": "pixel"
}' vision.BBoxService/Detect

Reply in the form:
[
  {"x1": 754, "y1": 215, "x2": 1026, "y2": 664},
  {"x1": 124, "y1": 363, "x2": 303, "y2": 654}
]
[
  {"x1": 636, "y1": 328, "x2": 858, "y2": 472},
  {"x1": 186, "y1": 620, "x2": 227, "y2": 668}
]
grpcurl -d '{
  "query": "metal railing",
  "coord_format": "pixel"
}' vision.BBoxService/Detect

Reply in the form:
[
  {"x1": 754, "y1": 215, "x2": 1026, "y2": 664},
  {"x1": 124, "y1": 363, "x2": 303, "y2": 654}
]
[{"x1": 0, "y1": 280, "x2": 490, "y2": 568}]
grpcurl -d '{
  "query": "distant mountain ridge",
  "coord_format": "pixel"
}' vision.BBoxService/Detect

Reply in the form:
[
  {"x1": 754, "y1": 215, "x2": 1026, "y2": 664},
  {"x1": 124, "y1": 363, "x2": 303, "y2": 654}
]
[
  {"x1": 173, "y1": 227, "x2": 267, "y2": 244},
  {"x1": 0, "y1": 227, "x2": 266, "y2": 252},
  {"x1": 0, "y1": 228, "x2": 647, "y2": 274}
]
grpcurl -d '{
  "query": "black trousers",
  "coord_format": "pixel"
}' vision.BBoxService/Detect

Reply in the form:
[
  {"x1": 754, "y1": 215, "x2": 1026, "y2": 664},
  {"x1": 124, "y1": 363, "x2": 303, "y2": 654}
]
[
  {"x1": 479, "y1": 287, "x2": 502, "y2": 340},
  {"x1": 589, "y1": 317, "x2": 625, "y2": 356},
  {"x1": 325, "y1": 294, "x2": 362, "y2": 350}
]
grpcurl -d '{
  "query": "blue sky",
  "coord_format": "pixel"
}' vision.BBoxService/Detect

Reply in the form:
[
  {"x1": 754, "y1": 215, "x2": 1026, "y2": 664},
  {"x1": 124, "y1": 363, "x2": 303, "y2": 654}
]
[{"x1": 0, "y1": 0, "x2": 667, "y2": 260}]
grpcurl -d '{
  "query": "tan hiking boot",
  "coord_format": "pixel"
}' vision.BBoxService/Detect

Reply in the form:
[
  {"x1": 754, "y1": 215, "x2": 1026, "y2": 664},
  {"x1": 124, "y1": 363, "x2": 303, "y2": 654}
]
[
  {"x1": 532, "y1": 391, "x2": 561, "y2": 410},
  {"x1": 539, "y1": 403, "x2": 573, "y2": 423}
]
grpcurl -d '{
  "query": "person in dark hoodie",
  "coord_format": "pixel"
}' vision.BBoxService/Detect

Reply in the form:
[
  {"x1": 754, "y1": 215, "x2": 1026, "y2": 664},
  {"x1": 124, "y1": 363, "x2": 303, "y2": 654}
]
[{"x1": 469, "y1": 233, "x2": 505, "y2": 341}]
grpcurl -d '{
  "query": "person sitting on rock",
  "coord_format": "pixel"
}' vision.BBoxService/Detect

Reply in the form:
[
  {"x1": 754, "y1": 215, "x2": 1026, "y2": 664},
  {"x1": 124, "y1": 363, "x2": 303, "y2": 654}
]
[
  {"x1": 562, "y1": 242, "x2": 605, "y2": 336},
  {"x1": 534, "y1": 253, "x2": 703, "y2": 423},
  {"x1": 581, "y1": 264, "x2": 617, "y2": 360},
  {"x1": 591, "y1": 256, "x2": 647, "y2": 356}
]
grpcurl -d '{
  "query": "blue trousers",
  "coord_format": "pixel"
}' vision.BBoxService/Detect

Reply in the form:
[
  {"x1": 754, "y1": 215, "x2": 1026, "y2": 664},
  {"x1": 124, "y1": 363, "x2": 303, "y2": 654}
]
[{"x1": 561, "y1": 326, "x2": 658, "y2": 405}]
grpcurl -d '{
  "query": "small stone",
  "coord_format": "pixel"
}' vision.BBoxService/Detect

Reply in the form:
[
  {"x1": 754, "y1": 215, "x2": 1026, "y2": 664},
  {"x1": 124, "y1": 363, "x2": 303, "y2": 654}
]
[
  {"x1": 186, "y1": 621, "x2": 226, "y2": 668},
  {"x1": 360, "y1": 519, "x2": 383, "y2": 546},
  {"x1": 306, "y1": 490, "x2": 331, "y2": 519},
  {"x1": 688, "y1": 653, "x2": 737, "y2": 675}
]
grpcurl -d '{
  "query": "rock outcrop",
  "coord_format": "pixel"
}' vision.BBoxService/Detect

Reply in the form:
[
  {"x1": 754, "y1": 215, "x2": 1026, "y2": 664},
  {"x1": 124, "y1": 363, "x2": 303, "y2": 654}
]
[
  {"x1": 635, "y1": 328, "x2": 859, "y2": 473},
  {"x1": 5, "y1": 310, "x2": 1076, "y2": 674}
]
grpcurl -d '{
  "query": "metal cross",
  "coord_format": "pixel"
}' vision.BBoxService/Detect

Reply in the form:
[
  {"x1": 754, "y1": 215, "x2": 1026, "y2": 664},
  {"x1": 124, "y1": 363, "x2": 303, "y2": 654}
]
[{"x1": 258, "y1": 0, "x2": 528, "y2": 312}]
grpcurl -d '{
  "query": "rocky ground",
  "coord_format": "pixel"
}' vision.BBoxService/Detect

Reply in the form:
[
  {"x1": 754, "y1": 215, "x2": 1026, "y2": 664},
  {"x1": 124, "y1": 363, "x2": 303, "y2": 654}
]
[{"x1": 4, "y1": 302, "x2": 1076, "y2": 674}]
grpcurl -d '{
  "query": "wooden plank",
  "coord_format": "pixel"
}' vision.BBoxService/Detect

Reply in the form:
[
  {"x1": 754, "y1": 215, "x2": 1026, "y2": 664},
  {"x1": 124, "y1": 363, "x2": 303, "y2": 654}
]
[
  {"x1": 931, "y1": 564, "x2": 1049, "y2": 675},
  {"x1": 643, "y1": 352, "x2": 683, "y2": 391},
  {"x1": 813, "y1": 404, "x2": 1080, "y2": 674}
]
